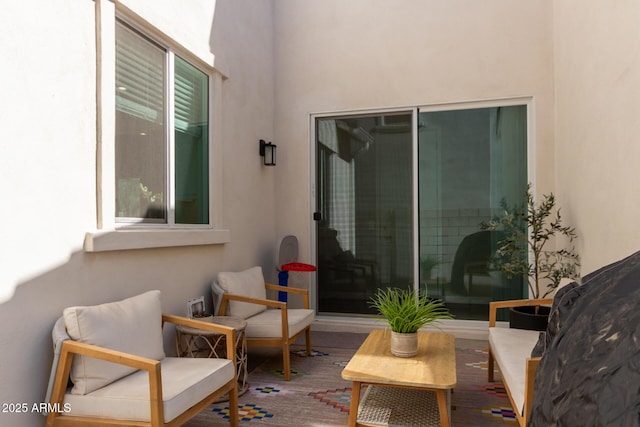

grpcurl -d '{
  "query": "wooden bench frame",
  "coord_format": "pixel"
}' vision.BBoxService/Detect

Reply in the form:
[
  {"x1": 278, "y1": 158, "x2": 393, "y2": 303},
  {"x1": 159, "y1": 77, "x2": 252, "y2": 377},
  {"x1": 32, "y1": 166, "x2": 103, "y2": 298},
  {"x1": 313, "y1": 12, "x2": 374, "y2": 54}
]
[{"x1": 488, "y1": 298, "x2": 552, "y2": 427}]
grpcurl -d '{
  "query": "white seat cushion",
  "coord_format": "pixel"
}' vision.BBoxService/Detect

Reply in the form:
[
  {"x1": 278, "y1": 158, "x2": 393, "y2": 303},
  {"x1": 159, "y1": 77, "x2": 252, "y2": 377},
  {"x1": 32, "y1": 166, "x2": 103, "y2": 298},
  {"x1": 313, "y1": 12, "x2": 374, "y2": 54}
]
[
  {"x1": 245, "y1": 308, "x2": 315, "y2": 338},
  {"x1": 63, "y1": 290, "x2": 165, "y2": 395},
  {"x1": 62, "y1": 357, "x2": 234, "y2": 423},
  {"x1": 217, "y1": 267, "x2": 268, "y2": 319},
  {"x1": 489, "y1": 327, "x2": 540, "y2": 415}
]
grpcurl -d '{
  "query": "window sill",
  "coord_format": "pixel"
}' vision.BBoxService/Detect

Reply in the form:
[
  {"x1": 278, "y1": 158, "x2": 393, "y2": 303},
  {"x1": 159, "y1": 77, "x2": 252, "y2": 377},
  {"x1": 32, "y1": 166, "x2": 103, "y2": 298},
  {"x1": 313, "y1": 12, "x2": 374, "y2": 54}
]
[{"x1": 84, "y1": 228, "x2": 230, "y2": 252}]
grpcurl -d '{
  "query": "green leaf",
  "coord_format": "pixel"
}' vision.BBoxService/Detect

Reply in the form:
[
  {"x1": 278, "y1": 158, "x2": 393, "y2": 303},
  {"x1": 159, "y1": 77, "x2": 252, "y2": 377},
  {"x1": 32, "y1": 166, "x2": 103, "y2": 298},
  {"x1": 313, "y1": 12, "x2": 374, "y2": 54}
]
[{"x1": 369, "y1": 287, "x2": 453, "y2": 333}]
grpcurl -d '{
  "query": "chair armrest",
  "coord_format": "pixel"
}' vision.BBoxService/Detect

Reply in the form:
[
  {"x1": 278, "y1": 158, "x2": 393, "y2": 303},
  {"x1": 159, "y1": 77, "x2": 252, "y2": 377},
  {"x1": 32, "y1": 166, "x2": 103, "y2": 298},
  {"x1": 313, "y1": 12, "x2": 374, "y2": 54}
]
[
  {"x1": 48, "y1": 340, "x2": 164, "y2": 424},
  {"x1": 163, "y1": 314, "x2": 236, "y2": 365},
  {"x1": 265, "y1": 283, "x2": 309, "y2": 295},
  {"x1": 221, "y1": 293, "x2": 286, "y2": 310},
  {"x1": 218, "y1": 293, "x2": 287, "y2": 319},
  {"x1": 489, "y1": 298, "x2": 553, "y2": 326},
  {"x1": 163, "y1": 314, "x2": 235, "y2": 335},
  {"x1": 62, "y1": 340, "x2": 160, "y2": 371},
  {"x1": 265, "y1": 284, "x2": 311, "y2": 309}
]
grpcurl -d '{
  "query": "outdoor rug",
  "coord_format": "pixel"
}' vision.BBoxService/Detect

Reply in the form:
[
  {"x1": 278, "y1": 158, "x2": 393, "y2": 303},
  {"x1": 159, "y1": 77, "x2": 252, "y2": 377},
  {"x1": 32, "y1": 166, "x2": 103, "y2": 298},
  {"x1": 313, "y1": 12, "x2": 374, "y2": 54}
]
[{"x1": 183, "y1": 332, "x2": 517, "y2": 426}]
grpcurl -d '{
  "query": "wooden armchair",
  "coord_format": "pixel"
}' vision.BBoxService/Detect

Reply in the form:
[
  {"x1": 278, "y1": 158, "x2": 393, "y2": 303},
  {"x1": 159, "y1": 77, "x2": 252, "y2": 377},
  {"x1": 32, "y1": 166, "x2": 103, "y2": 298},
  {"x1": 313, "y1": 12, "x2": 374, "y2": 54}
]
[
  {"x1": 213, "y1": 266, "x2": 315, "y2": 381},
  {"x1": 44, "y1": 291, "x2": 238, "y2": 427}
]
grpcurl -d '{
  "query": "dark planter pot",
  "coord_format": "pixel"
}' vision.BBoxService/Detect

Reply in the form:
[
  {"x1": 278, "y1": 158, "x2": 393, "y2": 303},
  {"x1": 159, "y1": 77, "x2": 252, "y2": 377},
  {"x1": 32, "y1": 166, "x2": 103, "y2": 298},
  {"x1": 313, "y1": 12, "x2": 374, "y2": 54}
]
[{"x1": 509, "y1": 305, "x2": 551, "y2": 331}]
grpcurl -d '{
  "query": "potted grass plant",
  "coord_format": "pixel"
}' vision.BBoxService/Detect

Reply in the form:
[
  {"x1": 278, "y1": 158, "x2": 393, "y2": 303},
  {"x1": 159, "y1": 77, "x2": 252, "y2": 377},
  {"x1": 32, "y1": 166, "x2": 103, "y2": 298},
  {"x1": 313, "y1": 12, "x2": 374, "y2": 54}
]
[
  {"x1": 481, "y1": 184, "x2": 580, "y2": 330},
  {"x1": 369, "y1": 287, "x2": 453, "y2": 357}
]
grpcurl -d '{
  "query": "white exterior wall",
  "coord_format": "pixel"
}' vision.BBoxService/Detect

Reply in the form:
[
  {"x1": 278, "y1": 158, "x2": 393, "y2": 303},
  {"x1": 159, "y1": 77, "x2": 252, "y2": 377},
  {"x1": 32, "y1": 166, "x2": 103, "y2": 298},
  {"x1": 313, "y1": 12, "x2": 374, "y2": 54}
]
[
  {"x1": 0, "y1": 1, "x2": 276, "y2": 425},
  {"x1": 272, "y1": 0, "x2": 555, "y2": 282},
  {"x1": 4, "y1": 0, "x2": 640, "y2": 424},
  {"x1": 554, "y1": 0, "x2": 640, "y2": 273}
]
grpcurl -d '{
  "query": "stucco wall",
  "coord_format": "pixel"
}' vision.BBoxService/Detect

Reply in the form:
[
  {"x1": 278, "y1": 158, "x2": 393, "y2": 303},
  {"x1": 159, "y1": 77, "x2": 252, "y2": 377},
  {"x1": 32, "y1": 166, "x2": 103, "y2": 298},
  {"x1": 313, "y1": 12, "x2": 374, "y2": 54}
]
[
  {"x1": 554, "y1": 0, "x2": 640, "y2": 273},
  {"x1": 6, "y1": 0, "x2": 639, "y2": 424},
  {"x1": 0, "y1": 1, "x2": 276, "y2": 425},
  {"x1": 272, "y1": 0, "x2": 555, "y2": 283}
]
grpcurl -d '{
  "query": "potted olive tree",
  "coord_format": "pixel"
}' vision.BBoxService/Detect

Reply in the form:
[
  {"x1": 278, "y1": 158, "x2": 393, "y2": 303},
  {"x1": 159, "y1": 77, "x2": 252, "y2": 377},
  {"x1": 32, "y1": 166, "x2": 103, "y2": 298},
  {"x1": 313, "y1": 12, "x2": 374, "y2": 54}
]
[
  {"x1": 481, "y1": 184, "x2": 580, "y2": 330},
  {"x1": 369, "y1": 287, "x2": 452, "y2": 357}
]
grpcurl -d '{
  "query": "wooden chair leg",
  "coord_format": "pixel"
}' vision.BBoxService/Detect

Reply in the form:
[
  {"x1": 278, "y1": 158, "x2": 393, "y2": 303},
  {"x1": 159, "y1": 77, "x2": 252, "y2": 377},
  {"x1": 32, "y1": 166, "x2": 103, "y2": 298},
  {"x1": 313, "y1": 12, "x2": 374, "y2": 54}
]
[
  {"x1": 305, "y1": 328, "x2": 312, "y2": 355},
  {"x1": 283, "y1": 342, "x2": 291, "y2": 381},
  {"x1": 488, "y1": 346, "x2": 495, "y2": 382},
  {"x1": 228, "y1": 382, "x2": 239, "y2": 427}
]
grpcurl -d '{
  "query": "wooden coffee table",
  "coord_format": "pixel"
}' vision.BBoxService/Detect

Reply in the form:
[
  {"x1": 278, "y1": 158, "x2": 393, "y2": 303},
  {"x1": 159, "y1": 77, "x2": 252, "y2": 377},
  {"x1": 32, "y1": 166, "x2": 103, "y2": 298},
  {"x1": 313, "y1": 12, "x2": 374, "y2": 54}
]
[{"x1": 342, "y1": 330, "x2": 456, "y2": 427}]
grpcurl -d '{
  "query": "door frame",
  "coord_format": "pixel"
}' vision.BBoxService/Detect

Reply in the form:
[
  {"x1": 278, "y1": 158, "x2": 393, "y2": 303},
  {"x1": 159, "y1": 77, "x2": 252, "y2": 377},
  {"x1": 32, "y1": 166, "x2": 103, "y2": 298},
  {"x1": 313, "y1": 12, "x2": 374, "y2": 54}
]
[{"x1": 309, "y1": 97, "x2": 535, "y2": 314}]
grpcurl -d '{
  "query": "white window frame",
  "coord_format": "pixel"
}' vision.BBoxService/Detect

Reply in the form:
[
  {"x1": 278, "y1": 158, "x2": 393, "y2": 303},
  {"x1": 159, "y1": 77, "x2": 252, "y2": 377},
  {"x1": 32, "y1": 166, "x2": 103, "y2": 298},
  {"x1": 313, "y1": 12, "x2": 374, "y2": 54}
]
[
  {"x1": 85, "y1": 0, "x2": 228, "y2": 252},
  {"x1": 310, "y1": 98, "x2": 534, "y2": 314}
]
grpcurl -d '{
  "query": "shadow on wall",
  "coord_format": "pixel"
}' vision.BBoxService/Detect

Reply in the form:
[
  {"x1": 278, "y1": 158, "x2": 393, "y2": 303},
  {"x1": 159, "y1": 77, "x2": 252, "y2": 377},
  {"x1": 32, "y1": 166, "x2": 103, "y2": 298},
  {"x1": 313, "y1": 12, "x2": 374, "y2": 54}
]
[{"x1": 0, "y1": 244, "x2": 227, "y2": 427}]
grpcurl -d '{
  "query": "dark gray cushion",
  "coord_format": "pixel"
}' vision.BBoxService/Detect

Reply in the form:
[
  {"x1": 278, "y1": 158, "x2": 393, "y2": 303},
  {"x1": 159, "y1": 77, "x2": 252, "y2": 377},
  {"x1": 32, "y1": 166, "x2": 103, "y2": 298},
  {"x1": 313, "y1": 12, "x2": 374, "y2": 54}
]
[
  {"x1": 530, "y1": 281, "x2": 581, "y2": 357},
  {"x1": 530, "y1": 250, "x2": 640, "y2": 426}
]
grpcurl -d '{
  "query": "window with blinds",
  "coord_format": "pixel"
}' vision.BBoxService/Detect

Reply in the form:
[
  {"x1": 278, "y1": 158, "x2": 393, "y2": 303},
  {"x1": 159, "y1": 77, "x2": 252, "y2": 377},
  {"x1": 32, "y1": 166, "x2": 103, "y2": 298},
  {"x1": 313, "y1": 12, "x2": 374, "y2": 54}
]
[{"x1": 115, "y1": 20, "x2": 209, "y2": 225}]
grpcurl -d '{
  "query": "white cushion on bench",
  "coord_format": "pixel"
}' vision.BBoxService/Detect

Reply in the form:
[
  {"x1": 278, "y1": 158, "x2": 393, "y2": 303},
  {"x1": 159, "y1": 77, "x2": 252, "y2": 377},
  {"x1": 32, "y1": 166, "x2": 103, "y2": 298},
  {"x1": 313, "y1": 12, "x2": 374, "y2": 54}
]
[
  {"x1": 489, "y1": 327, "x2": 540, "y2": 415},
  {"x1": 62, "y1": 357, "x2": 234, "y2": 423}
]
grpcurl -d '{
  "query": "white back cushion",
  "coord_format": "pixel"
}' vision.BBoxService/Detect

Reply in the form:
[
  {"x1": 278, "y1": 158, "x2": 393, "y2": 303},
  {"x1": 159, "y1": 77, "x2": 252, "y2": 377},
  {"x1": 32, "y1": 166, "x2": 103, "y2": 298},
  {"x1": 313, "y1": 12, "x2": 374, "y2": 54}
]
[
  {"x1": 217, "y1": 266, "x2": 267, "y2": 319},
  {"x1": 63, "y1": 290, "x2": 165, "y2": 395}
]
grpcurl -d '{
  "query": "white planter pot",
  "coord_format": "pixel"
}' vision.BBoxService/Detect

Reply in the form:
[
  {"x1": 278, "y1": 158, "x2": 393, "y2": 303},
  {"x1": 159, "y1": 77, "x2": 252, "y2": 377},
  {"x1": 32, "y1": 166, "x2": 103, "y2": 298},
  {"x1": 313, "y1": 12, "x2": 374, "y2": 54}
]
[{"x1": 390, "y1": 331, "x2": 418, "y2": 357}]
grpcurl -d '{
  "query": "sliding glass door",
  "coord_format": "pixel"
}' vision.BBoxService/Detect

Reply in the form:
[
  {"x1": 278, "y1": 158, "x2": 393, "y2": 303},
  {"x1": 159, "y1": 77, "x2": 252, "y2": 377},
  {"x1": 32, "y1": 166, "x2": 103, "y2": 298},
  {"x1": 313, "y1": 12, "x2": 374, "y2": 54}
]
[
  {"x1": 315, "y1": 103, "x2": 528, "y2": 319},
  {"x1": 316, "y1": 112, "x2": 414, "y2": 314},
  {"x1": 418, "y1": 105, "x2": 528, "y2": 319}
]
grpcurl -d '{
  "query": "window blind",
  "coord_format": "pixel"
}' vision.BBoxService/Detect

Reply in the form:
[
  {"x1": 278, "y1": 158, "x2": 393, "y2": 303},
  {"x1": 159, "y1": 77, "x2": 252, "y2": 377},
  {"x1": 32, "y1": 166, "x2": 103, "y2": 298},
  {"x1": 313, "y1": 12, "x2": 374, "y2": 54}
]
[{"x1": 115, "y1": 22, "x2": 164, "y2": 124}]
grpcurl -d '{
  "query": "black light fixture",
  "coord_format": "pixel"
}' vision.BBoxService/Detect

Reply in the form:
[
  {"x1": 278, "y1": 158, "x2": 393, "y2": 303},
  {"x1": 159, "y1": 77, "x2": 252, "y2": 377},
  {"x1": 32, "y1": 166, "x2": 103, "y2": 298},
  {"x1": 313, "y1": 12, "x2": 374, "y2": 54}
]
[{"x1": 259, "y1": 139, "x2": 277, "y2": 166}]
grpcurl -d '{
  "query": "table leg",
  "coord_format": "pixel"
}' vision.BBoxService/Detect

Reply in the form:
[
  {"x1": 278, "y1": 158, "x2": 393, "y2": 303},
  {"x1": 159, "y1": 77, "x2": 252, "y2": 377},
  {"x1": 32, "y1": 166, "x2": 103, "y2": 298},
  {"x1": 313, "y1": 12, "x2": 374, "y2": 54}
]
[
  {"x1": 436, "y1": 389, "x2": 450, "y2": 427},
  {"x1": 347, "y1": 381, "x2": 361, "y2": 427}
]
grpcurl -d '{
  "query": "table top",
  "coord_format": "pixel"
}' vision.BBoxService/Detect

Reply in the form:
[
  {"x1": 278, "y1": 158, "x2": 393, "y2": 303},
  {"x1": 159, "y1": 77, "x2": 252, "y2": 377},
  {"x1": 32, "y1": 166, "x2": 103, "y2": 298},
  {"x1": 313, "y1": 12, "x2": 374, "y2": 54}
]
[
  {"x1": 341, "y1": 329, "x2": 456, "y2": 389},
  {"x1": 176, "y1": 315, "x2": 247, "y2": 335}
]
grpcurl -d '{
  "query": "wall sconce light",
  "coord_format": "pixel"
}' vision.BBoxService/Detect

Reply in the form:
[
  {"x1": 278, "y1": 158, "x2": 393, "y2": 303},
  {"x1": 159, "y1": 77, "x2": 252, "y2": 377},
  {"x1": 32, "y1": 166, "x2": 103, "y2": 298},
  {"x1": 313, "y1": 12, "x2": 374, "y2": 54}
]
[{"x1": 259, "y1": 139, "x2": 277, "y2": 166}]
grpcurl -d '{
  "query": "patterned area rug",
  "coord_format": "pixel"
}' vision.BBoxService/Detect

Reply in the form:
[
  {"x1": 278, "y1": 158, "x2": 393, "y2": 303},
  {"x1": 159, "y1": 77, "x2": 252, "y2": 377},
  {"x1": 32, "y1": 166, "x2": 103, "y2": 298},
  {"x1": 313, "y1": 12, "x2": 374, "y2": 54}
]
[{"x1": 183, "y1": 332, "x2": 517, "y2": 426}]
